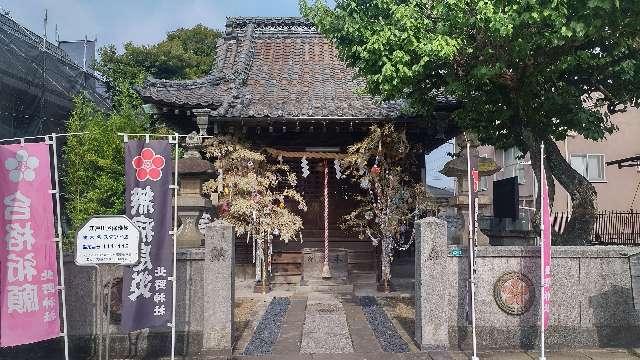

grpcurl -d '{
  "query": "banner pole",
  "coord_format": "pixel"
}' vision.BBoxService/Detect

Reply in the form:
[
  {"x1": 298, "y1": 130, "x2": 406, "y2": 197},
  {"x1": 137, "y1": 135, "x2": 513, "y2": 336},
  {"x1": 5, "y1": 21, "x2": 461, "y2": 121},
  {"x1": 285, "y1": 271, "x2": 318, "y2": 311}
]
[
  {"x1": 50, "y1": 133, "x2": 70, "y2": 360},
  {"x1": 540, "y1": 143, "x2": 546, "y2": 360},
  {"x1": 170, "y1": 133, "x2": 179, "y2": 360},
  {"x1": 94, "y1": 265, "x2": 103, "y2": 360},
  {"x1": 466, "y1": 140, "x2": 479, "y2": 360}
]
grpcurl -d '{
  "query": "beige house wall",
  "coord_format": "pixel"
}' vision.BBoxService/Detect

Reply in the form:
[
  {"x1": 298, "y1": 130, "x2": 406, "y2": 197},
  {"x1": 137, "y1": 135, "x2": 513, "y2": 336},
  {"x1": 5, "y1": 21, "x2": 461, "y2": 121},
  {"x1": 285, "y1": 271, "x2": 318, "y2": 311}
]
[
  {"x1": 479, "y1": 108, "x2": 640, "y2": 214},
  {"x1": 553, "y1": 108, "x2": 640, "y2": 212}
]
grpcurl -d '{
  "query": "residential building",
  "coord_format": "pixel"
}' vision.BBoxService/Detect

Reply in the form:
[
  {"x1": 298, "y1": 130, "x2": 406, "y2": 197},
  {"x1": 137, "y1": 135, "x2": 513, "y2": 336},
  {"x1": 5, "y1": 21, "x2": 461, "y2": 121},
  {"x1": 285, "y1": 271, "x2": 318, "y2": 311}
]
[
  {"x1": 479, "y1": 107, "x2": 640, "y2": 216},
  {"x1": 0, "y1": 12, "x2": 107, "y2": 138}
]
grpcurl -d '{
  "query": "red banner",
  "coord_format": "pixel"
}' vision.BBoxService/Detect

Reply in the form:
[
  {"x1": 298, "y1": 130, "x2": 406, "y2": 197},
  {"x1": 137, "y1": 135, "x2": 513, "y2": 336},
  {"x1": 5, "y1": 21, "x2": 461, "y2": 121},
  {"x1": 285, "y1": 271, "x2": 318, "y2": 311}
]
[{"x1": 0, "y1": 143, "x2": 60, "y2": 346}]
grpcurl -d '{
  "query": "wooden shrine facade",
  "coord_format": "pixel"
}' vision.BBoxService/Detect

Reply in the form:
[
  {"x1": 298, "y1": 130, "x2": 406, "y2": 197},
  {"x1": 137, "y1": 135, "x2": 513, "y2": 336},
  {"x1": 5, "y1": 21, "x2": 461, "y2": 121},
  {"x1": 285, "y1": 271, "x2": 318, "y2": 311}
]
[{"x1": 137, "y1": 17, "x2": 459, "y2": 282}]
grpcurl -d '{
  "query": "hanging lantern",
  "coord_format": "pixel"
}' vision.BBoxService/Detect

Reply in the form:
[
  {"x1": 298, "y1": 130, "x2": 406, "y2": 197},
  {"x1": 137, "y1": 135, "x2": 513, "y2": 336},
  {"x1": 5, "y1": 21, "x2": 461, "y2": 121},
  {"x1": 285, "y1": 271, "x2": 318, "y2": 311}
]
[
  {"x1": 370, "y1": 164, "x2": 381, "y2": 176},
  {"x1": 219, "y1": 201, "x2": 230, "y2": 215}
]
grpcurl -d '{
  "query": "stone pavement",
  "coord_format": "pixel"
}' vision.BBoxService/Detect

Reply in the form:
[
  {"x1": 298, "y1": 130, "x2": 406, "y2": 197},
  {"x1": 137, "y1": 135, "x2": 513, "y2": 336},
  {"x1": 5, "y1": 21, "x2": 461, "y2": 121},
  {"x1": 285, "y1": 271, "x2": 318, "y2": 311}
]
[
  {"x1": 185, "y1": 349, "x2": 640, "y2": 359},
  {"x1": 300, "y1": 293, "x2": 354, "y2": 353},
  {"x1": 173, "y1": 291, "x2": 640, "y2": 360}
]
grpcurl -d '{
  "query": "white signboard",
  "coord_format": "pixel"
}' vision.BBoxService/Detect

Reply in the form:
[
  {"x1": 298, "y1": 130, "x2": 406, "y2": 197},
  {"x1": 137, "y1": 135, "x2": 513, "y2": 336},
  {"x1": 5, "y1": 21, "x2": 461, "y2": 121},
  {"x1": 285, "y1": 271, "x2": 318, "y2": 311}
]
[{"x1": 75, "y1": 216, "x2": 141, "y2": 266}]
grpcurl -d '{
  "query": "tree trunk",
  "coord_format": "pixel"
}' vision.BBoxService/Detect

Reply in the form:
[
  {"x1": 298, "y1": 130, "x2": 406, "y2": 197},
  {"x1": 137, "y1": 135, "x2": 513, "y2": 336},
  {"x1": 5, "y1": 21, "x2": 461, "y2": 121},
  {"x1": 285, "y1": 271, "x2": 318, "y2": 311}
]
[
  {"x1": 543, "y1": 137, "x2": 597, "y2": 245},
  {"x1": 522, "y1": 131, "x2": 596, "y2": 245},
  {"x1": 526, "y1": 135, "x2": 556, "y2": 212}
]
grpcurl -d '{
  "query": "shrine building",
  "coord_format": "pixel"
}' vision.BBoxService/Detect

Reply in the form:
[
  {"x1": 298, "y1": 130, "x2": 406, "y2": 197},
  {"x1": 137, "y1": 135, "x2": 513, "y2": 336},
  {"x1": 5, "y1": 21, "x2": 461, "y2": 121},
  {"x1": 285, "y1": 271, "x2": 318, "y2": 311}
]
[{"x1": 137, "y1": 17, "x2": 458, "y2": 287}]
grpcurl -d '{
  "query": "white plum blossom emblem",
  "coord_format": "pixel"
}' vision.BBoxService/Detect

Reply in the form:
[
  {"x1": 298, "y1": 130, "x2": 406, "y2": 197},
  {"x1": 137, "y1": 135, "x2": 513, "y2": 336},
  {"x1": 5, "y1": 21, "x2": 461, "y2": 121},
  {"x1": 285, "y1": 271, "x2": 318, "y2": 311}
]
[{"x1": 5, "y1": 150, "x2": 39, "y2": 183}]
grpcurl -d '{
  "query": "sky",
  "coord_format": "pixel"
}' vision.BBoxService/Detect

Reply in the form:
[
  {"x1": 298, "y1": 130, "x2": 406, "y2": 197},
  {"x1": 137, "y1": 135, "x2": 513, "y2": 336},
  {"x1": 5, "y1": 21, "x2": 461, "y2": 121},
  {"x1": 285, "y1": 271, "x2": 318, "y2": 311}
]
[
  {"x1": 0, "y1": 0, "x2": 314, "y2": 50},
  {"x1": 0, "y1": 0, "x2": 455, "y2": 183}
]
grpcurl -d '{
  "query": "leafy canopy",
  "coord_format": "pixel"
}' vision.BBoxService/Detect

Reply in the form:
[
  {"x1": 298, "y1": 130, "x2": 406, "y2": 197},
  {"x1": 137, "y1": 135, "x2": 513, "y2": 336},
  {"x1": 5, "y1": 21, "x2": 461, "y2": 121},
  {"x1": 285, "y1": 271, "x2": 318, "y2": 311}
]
[
  {"x1": 62, "y1": 95, "x2": 149, "y2": 245},
  {"x1": 63, "y1": 25, "x2": 222, "y2": 247},
  {"x1": 302, "y1": 0, "x2": 640, "y2": 148},
  {"x1": 98, "y1": 24, "x2": 222, "y2": 83}
]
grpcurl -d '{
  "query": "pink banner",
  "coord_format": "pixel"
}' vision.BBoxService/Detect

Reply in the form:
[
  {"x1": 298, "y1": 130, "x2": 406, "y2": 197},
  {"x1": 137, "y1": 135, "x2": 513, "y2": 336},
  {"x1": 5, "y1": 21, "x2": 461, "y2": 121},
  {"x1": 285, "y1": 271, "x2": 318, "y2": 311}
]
[
  {"x1": 541, "y1": 149, "x2": 552, "y2": 330},
  {"x1": 0, "y1": 143, "x2": 60, "y2": 346}
]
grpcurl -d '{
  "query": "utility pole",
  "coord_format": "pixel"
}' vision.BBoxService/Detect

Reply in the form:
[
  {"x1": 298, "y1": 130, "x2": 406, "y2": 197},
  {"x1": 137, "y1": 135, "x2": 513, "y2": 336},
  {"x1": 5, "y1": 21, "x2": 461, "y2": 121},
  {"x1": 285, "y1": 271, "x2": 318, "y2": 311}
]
[
  {"x1": 40, "y1": 9, "x2": 48, "y2": 134},
  {"x1": 83, "y1": 34, "x2": 88, "y2": 72},
  {"x1": 42, "y1": 9, "x2": 47, "y2": 49}
]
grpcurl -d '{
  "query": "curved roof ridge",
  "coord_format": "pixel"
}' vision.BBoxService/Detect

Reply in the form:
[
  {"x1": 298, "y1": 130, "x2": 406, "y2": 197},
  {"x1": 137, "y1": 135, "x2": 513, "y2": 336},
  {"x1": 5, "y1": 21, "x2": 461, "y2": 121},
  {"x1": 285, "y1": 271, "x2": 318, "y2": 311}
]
[{"x1": 226, "y1": 16, "x2": 313, "y2": 30}]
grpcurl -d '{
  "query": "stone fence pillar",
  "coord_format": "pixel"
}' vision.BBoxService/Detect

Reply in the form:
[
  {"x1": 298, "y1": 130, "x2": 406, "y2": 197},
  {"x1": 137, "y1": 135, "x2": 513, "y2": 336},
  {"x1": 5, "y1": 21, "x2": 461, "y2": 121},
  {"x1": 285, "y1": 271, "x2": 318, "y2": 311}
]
[
  {"x1": 414, "y1": 217, "x2": 449, "y2": 350},
  {"x1": 202, "y1": 220, "x2": 235, "y2": 354}
]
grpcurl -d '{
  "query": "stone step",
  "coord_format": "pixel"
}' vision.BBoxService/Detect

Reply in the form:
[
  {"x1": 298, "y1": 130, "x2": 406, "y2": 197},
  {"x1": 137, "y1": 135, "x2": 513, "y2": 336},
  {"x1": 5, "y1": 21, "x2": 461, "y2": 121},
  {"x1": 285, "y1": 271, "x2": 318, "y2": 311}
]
[
  {"x1": 351, "y1": 271, "x2": 377, "y2": 284},
  {"x1": 271, "y1": 274, "x2": 302, "y2": 284},
  {"x1": 349, "y1": 262, "x2": 375, "y2": 272},
  {"x1": 304, "y1": 278, "x2": 349, "y2": 286},
  {"x1": 297, "y1": 284, "x2": 354, "y2": 293},
  {"x1": 347, "y1": 249, "x2": 375, "y2": 262}
]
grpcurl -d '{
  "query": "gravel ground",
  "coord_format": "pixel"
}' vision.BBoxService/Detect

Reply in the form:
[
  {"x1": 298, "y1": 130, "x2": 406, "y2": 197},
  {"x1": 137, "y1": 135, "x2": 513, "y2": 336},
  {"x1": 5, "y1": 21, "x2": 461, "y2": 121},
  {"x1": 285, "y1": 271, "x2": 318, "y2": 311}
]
[
  {"x1": 242, "y1": 297, "x2": 290, "y2": 355},
  {"x1": 359, "y1": 296, "x2": 410, "y2": 353},
  {"x1": 380, "y1": 297, "x2": 416, "y2": 341},
  {"x1": 234, "y1": 298, "x2": 259, "y2": 344}
]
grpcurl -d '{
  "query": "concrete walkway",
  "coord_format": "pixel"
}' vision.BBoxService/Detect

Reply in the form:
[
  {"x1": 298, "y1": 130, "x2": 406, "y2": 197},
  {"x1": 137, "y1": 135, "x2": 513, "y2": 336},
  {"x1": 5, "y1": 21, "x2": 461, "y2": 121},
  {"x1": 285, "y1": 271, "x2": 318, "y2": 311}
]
[
  {"x1": 192, "y1": 348, "x2": 640, "y2": 359},
  {"x1": 300, "y1": 293, "x2": 354, "y2": 354},
  {"x1": 218, "y1": 291, "x2": 640, "y2": 360}
]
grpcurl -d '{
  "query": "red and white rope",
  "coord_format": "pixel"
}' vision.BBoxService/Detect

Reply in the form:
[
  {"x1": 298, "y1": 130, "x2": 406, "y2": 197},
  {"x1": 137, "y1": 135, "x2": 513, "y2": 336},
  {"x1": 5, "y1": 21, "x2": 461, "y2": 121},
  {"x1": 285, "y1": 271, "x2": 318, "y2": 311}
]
[{"x1": 324, "y1": 160, "x2": 329, "y2": 266}]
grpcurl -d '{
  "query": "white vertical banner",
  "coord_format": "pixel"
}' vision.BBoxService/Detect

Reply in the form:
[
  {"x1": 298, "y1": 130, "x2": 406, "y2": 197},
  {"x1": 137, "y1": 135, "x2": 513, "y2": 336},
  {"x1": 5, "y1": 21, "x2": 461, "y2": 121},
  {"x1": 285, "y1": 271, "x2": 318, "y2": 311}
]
[{"x1": 466, "y1": 140, "x2": 479, "y2": 360}]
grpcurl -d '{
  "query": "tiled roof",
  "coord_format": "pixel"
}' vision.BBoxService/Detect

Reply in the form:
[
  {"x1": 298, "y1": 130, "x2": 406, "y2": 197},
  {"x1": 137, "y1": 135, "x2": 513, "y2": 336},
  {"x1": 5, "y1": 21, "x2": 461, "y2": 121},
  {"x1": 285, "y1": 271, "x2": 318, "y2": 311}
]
[
  {"x1": 137, "y1": 17, "x2": 419, "y2": 118},
  {"x1": 136, "y1": 74, "x2": 228, "y2": 108}
]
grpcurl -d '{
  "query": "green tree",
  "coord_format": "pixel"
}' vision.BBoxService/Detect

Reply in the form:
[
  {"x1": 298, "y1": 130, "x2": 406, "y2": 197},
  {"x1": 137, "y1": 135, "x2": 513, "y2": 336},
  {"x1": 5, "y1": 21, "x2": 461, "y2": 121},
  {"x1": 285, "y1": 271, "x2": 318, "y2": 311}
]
[
  {"x1": 62, "y1": 25, "x2": 222, "y2": 243},
  {"x1": 98, "y1": 24, "x2": 222, "y2": 84},
  {"x1": 62, "y1": 94, "x2": 149, "y2": 245},
  {"x1": 302, "y1": 0, "x2": 640, "y2": 244}
]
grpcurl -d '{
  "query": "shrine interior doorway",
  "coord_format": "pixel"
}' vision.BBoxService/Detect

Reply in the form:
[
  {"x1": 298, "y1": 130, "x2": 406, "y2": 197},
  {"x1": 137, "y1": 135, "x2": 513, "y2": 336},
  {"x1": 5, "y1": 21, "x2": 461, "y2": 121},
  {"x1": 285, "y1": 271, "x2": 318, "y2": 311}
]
[{"x1": 268, "y1": 157, "x2": 377, "y2": 287}]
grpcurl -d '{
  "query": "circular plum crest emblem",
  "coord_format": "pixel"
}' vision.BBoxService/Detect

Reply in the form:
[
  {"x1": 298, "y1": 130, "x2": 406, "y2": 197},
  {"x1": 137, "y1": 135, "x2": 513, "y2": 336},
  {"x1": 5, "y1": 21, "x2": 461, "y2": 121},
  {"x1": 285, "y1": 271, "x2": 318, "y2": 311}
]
[
  {"x1": 493, "y1": 272, "x2": 535, "y2": 315},
  {"x1": 132, "y1": 148, "x2": 165, "y2": 181}
]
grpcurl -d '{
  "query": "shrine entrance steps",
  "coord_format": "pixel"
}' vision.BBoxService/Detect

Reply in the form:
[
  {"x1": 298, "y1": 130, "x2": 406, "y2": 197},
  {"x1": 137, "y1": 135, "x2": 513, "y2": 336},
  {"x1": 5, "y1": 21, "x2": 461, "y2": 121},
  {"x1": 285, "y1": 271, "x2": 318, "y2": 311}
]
[
  {"x1": 270, "y1": 247, "x2": 377, "y2": 292},
  {"x1": 271, "y1": 251, "x2": 304, "y2": 286}
]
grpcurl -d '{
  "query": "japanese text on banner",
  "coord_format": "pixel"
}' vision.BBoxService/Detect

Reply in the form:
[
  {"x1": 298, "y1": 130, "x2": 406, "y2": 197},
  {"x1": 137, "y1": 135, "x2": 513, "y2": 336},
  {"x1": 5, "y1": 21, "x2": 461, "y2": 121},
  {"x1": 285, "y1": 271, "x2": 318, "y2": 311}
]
[
  {"x1": 541, "y1": 156, "x2": 552, "y2": 330},
  {"x1": 0, "y1": 144, "x2": 60, "y2": 347},
  {"x1": 121, "y1": 142, "x2": 173, "y2": 331}
]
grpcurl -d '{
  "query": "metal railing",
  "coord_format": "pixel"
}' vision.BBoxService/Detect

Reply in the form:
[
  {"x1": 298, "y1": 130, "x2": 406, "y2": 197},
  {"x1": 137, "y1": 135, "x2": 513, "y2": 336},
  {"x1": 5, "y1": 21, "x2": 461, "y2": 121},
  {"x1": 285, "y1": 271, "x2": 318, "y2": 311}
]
[{"x1": 591, "y1": 210, "x2": 640, "y2": 245}]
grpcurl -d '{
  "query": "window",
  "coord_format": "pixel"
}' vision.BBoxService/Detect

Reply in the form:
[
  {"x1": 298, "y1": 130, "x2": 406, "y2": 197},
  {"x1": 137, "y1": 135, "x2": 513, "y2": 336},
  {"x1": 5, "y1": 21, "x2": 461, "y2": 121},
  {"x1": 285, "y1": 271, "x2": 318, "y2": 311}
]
[
  {"x1": 570, "y1": 154, "x2": 605, "y2": 182},
  {"x1": 503, "y1": 147, "x2": 526, "y2": 184},
  {"x1": 479, "y1": 176, "x2": 489, "y2": 191}
]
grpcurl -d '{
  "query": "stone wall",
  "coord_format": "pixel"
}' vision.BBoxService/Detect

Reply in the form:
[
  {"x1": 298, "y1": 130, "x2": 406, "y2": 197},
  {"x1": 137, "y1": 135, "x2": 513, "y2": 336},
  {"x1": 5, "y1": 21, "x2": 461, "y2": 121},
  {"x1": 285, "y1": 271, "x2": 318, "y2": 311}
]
[
  {"x1": 416, "y1": 217, "x2": 640, "y2": 351},
  {"x1": 63, "y1": 222, "x2": 238, "y2": 359},
  {"x1": 62, "y1": 247, "x2": 207, "y2": 359}
]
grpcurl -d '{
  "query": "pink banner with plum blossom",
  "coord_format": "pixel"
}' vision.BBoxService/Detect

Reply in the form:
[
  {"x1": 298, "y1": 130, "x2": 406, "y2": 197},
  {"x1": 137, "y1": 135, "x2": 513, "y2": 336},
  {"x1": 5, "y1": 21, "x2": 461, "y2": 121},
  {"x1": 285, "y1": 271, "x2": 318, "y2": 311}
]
[
  {"x1": 541, "y1": 149, "x2": 552, "y2": 330},
  {"x1": 0, "y1": 143, "x2": 60, "y2": 346}
]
